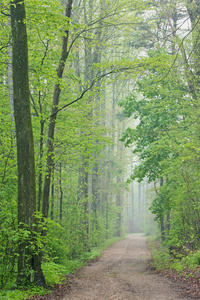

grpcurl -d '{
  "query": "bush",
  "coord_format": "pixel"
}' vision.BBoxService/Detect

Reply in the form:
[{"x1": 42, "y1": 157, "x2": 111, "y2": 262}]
[
  {"x1": 150, "y1": 238, "x2": 200, "y2": 276},
  {"x1": 182, "y1": 250, "x2": 200, "y2": 269},
  {"x1": 42, "y1": 262, "x2": 70, "y2": 286},
  {"x1": 150, "y1": 247, "x2": 171, "y2": 271},
  {"x1": 45, "y1": 220, "x2": 69, "y2": 263}
]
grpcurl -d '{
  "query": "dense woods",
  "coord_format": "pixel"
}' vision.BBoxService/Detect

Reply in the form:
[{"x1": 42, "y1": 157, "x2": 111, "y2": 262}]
[{"x1": 1, "y1": 0, "x2": 200, "y2": 298}]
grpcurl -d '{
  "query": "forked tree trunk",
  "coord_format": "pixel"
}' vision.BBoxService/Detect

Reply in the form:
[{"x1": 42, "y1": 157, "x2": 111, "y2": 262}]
[{"x1": 10, "y1": 0, "x2": 46, "y2": 286}]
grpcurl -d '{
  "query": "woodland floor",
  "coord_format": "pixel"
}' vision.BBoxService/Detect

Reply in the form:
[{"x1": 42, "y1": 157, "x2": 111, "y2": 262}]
[{"x1": 32, "y1": 234, "x2": 197, "y2": 299}]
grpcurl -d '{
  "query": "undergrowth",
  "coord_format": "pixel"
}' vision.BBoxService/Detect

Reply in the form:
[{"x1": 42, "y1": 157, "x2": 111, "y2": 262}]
[
  {"x1": 0, "y1": 236, "x2": 124, "y2": 300},
  {"x1": 148, "y1": 237, "x2": 200, "y2": 298},
  {"x1": 149, "y1": 237, "x2": 200, "y2": 275}
]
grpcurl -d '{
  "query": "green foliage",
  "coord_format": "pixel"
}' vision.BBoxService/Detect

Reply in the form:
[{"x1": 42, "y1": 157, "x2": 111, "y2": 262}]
[
  {"x1": 0, "y1": 236, "x2": 124, "y2": 298},
  {"x1": 0, "y1": 98, "x2": 18, "y2": 289},
  {"x1": 45, "y1": 220, "x2": 68, "y2": 264},
  {"x1": 0, "y1": 0, "x2": 144, "y2": 292},
  {"x1": 42, "y1": 262, "x2": 70, "y2": 286},
  {"x1": 149, "y1": 180, "x2": 173, "y2": 223},
  {"x1": 183, "y1": 251, "x2": 200, "y2": 269},
  {"x1": 151, "y1": 249, "x2": 171, "y2": 271},
  {"x1": 119, "y1": 43, "x2": 200, "y2": 247},
  {"x1": 0, "y1": 286, "x2": 48, "y2": 300},
  {"x1": 150, "y1": 238, "x2": 200, "y2": 277},
  {"x1": 149, "y1": 238, "x2": 171, "y2": 271}
]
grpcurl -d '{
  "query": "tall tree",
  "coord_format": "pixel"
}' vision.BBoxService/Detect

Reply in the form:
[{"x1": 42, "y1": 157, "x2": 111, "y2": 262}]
[
  {"x1": 42, "y1": 0, "x2": 73, "y2": 219},
  {"x1": 10, "y1": 0, "x2": 46, "y2": 286}
]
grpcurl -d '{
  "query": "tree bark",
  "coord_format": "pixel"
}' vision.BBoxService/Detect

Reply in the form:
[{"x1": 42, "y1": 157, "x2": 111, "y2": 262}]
[
  {"x1": 138, "y1": 182, "x2": 141, "y2": 227},
  {"x1": 178, "y1": 0, "x2": 200, "y2": 99},
  {"x1": 7, "y1": 42, "x2": 15, "y2": 136},
  {"x1": 42, "y1": 0, "x2": 73, "y2": 219},
  {"x1": 37, "y1": 121, "x2": 44, "y2": 211},
  {"x1": 160, "y1": 177, "x2": 165, "y2": 241},
  {"x1": 187, "y1": 0, "x2": 200, "y2": 81},
  {"x1": 131, "y1": 181, "x2": 134, "y2": 232},
  {"x1": 59, "y1": 162, "x2": 63, "y2": 223},
  {"x1": 92, "y1": 162, "x2": 99, "y2": 232},
  {"x1": 116, "y1": 176, "x2": 122, "y2": 237},
  {"x1": 77, "y1": 160, "x2": 90, "y2": 250},
  {"x1": 50, "y1": 164, "x2": 55, "y2": 221},
  {"x1": 10, "y1": 0, "x2": 46, "y2": 286}
]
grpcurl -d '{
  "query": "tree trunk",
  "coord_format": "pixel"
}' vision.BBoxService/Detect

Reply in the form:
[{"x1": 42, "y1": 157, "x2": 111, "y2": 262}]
[
  {"x1": 131, "y1": 181, "x2": 134, "y2": 232},
  {"x1": 166, "y1": 212, "x2": 170, "y2": 234},
  {"x1": 187, "y1": 0, "x2": 200, "y2": 83},
  {"x1": 138, "y1": 182, "x2": 141, "y2": 227},
  {"x1": 160, "y1": 177, "x2": 165, "y2": 241},
  {"x1": 37, "y1": 121, "x2": 44, "y2": 211},
  {"x1": 50, "y1": 163, "x2": 55, "y2": 220},
  {"x1": 178, "y1": 1, "x2": 200, "y2": 99},
  {"x1": 116, "y1": 176, "x2": 122, "y2": 237},
  {"x1": 77, "y1": 160, "x2": 90, "y2": 250},
  {"x1": 42, "y1": 0, "x2": 73, "y2": 219},
  {"x1": 59, "y1": 162, "x2": 63, "y2": 223},
  {"x1": 10, "y1": 0, "x2": 46, "y2": 286},
  {"x1": 92, "y1": 162, "x2": 99, "y2": 233},
  {"x1": 7, "y1": 42, "x2": 15, "y2": 136}
]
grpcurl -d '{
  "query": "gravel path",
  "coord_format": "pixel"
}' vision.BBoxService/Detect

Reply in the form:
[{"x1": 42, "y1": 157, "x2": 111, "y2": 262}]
[{"x1": 62, "y1": 234, "x2": 192, "y2": 300}]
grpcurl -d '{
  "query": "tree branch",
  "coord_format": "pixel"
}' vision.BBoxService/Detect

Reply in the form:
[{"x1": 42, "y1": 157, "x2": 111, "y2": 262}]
[{"x1": 46, "y1": 66, "x2": 135, "y2": 121}]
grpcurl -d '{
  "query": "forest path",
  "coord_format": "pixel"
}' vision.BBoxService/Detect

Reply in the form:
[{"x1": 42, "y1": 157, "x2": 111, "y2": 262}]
[{"x1": 62, "y1": 234, "x2": 191, "y2": 300}]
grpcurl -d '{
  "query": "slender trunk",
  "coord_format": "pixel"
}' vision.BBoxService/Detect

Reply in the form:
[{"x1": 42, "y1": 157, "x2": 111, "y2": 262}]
[
  {"x1": 91, "y1": 9, "x2": 102, "y2": 235},
  {"x1": 131, "y1": 181, "x2": 134, "y2": 232},
  {"x1": 42, "y1": 0, "x2": 73, "y2": 219},
  {"x1": 187, "y1": 0, "x2": 200, "y2": 84},
  {"x1": 177, "y1": 1, "x2": 200, "y2": 99},
  {"x1": 161, "y1": 220, "x2": 165, "y2": 241},
  {"x1": 138, "y1": 183, "x2": 141, "y2": 227},
  {"x1": 160, "y1": 177, "x2": 165, "y2": 241},
  {"x1": 166, "y1": 212, "x2": 170, "y2": 234},
  {"x1": 37, "y1": 121, "x2": 44, "y2": 211},
  {"x1": 59, "y1": 163, "x2": 63, "y2": 223},
  {"x1": 106, "y1": 195, "x2": 109, "y2": 238},
  {"x1": 77, "y1": 160, "x2": 90, "y2": 250},
  {"x1": 116, "y1": 176, "x2": 122, "y2": 237},
  {"x1": 92, "y1": 163, "x2": 98, "y2": 232},
  {"x1": 50, "y1": 164, "x2": 55, "y2": 220}
]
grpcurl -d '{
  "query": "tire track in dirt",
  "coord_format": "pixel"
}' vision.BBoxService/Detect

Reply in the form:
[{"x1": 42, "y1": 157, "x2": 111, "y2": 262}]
[{"x1": 62, "y1": 234, "x2": 192, "y2": 300}]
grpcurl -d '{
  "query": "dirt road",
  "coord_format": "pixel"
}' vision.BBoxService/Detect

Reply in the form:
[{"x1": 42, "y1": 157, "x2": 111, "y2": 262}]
[{"x1": 62, "y1": 234, "x2": 192, "y2": 300}]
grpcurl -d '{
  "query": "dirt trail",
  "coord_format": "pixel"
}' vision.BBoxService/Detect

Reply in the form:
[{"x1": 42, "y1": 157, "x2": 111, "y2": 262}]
[{"x1": 62, "y1": 234, "x2": 192, "y2": 300}]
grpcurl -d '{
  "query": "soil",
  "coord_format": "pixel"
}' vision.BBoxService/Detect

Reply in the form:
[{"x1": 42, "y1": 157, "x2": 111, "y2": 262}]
[{"x1": 60, "y1": 234, "x2": 193, "y2": 300}]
